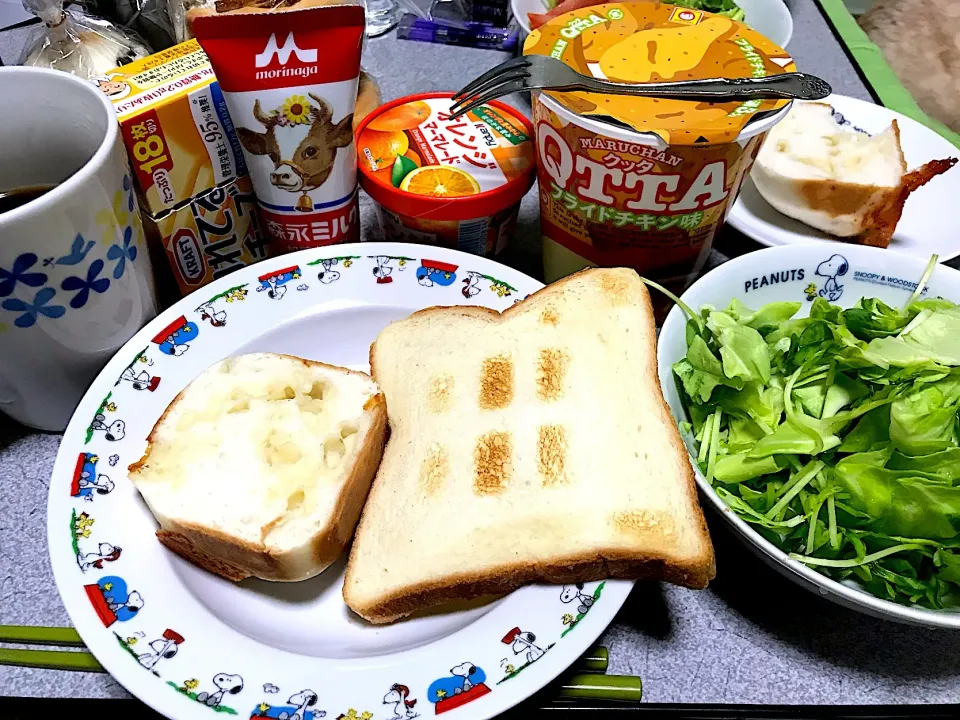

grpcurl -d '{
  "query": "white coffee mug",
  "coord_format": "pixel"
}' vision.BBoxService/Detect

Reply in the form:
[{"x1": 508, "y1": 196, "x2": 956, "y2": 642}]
[{"x1": 0, "y1": 67, "x2": 158, "y2": 432}]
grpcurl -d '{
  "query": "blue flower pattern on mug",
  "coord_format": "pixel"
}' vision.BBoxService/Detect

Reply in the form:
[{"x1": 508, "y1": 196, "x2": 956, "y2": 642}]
[
  {"x1": 107, "y1": 226, "x2": 137, "y2": 280},
  {"x1": 1, "y1": 287, "x2": 65, "y2": 328},
  {"x1": 62, "y1": 259, "x2": 111, "y2": 309},
  {"x1": 54, "y1": 235, "x2": 97, "y2": 267},
  {"x1": 0, "y1": 253, "x2": 47, "y2": 298},
  {"x1": 0, "y1": 174, "x2": 139, "y2": 330}
]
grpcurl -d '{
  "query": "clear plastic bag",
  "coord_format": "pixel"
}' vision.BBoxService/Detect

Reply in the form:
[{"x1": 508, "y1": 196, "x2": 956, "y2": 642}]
[
  {"x1": 355, "y1": 69, "x2": 383, "y2": 127},
  {"x1": 166, "y1": 0, "x2": 204, "y2": 43},
  {"x1": 91, "y1": 0, "x2": 177, "y2": 51},
  {"x1": 19, "y1": 0, "x2": 152, "y2": 79}
]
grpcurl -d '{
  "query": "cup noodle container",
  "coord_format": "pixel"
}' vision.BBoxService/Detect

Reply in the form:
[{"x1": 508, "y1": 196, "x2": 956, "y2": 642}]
[
  {"x1": 524, "y1": 3, "x2": 795, "y2": 312},
  {"x1": 356, "y1": 92, "x2": 536, "y2": 257}
]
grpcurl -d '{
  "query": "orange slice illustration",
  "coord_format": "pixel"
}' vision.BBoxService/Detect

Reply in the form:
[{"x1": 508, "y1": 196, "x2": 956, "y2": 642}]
[{"x1": 400, "y1": 166, "x2": 481, "y2": 198}]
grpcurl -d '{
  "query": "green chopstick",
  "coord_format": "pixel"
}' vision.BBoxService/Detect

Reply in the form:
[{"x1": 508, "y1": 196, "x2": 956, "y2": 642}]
[
  {"x1": 557, "y1": 673, "x2": 642, "y2": 703},
  {"x1": 0, "y1": 630, "x2": 628, "y2": 693},
  {"x1": 575, "y1": 645, "x2": 609, "y2": 672},
  {"x1": 0, "y1": 648, "x2": 104, "y2": 672},
  {"x1": 0, "y1": 625, "x2": 103, "y2": 673},
  {"x1": 0, "y1": 625, "x2": 85, "y2": 646}
]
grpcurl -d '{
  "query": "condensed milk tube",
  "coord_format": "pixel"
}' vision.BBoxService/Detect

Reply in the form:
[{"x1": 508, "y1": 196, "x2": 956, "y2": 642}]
[{"x1": 193, "y1": 4, "x2": 364, "y2": 252}]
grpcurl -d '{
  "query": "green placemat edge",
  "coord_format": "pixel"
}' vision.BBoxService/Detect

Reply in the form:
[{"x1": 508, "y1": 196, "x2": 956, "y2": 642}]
[{"x1": 817, "y1": 0, "x2": 960, "y2": 149}]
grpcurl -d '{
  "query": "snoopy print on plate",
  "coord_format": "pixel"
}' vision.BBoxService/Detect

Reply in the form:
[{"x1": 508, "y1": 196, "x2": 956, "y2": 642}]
[{"x1": 47, "y1": 243, "x2": 634, "y2": 720}]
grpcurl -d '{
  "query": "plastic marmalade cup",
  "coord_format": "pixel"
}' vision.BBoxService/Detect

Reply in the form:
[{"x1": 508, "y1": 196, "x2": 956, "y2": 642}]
[
  {"x1": 356, "y1": 92, "x2": 536, "y2": 257},
  {"x1": 523, "y1": 3, "x2": 796, "y2": 312}
]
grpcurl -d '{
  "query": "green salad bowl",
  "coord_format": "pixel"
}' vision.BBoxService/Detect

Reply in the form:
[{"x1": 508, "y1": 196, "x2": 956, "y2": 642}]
[{"x1": 658, "y1": 244, "x2": 960, "y2": 628}]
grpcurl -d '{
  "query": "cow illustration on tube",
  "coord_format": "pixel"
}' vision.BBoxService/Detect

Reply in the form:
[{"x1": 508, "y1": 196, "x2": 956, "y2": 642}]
[
  {"x1": 237, "y1": 96, "x2": 353, "y2": 214},
  {"x1": 191, "y1": 6, "x2": 366, "y2": 253}
]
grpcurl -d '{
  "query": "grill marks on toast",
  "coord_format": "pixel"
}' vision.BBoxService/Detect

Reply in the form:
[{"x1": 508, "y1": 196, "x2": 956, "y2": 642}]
[
  {"x1": 474, "y1": 349, "x2": 572, "y2": 491},
  {"x1": 419, "y1": 444, "x2": 449, "y2": 495},
  {"x1": 474, "y1": 431, "x2": 512, "y2": 495},
  {"x1": 540, "y1": 307, "x2": 560, "y2": 325},
  {"x1": 479, "y1": 355, "x2": 514, "y2": 410},
  {"x1": 613, "y1": 510, "x2": 677, "y2": 540},
  {"x1": 428, "y1": 374, "x2": 455, "y2": 414},
  {"x1": 537, "y1": 425, "x2": 568, "y2": 486},
  {"x1": 599, "y1": 273, "x2": 632, "y2": 305},
  {"x1": 536, "y1": 348, "x2": 569, "y2": 402}
]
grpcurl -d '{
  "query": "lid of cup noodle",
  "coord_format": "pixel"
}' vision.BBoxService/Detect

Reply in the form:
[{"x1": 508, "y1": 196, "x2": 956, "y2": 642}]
[
  {"x1": 522, "y1": 3, "x2": 797, "y2": 145},
  {"x1": 356, "y1": 92, "x2": 536, "y2": 221}
]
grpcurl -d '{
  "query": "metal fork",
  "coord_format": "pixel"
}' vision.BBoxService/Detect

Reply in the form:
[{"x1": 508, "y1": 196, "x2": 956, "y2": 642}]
[{"x1": 449, "y1": 55, "x2": 831, "y2": 119}]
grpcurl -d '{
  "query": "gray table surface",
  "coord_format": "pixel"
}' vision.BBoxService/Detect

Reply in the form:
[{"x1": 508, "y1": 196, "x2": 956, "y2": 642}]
[{"x1": 8, "y1": 0, "x2": 957, "y2": 708}]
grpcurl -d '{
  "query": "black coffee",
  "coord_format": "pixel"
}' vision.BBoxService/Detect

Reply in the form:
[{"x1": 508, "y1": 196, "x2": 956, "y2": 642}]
[{"x1": 0, "y1": 185, "x2": 55, "y2": 214}]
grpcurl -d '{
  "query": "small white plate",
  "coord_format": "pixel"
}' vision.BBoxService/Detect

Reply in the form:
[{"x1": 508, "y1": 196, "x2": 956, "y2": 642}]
[
  {"x1": 48, "y1": 243, "x2": 632, "y2": 720},
  {"x1": 511, "y1": 0, "x2": 793, "y2": 48},
  {"x1": 728, "y1": 95, "x2": 960, "y2": 261}
]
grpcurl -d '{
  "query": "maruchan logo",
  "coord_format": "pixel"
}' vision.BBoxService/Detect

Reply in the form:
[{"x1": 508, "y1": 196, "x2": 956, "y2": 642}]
[
  {"x1": 254, "y1": 32, "x2": 318, "y2": 80},
  {"x1": 173, "y1": 228, "x2": 203, "y2": 284}
]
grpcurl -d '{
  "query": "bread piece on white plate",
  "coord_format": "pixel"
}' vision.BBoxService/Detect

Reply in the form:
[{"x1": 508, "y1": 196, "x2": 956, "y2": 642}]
[
  {"x1": 129, "y1": 353, "x2": 387, "y2": 583},
  {"x1": 752, "y1": 101, "x2": 956, "y2": 247},
  {"x1": 343, "y1": 268, "x2": 715, "y2": 624}
]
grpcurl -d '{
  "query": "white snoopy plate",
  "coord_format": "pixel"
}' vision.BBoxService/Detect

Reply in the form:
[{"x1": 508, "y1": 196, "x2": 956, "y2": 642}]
[
  {"x1": 728, "y1": 94, "x2": 960, "y2": 261},
  {"x1": 47, "y1": 242, "x2": 633, "y2": 720}
]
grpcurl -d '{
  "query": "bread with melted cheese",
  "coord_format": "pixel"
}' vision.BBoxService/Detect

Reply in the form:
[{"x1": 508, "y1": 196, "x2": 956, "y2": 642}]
[{"x1": 130, "y1": 353, "x2": 386, "y2": 582}]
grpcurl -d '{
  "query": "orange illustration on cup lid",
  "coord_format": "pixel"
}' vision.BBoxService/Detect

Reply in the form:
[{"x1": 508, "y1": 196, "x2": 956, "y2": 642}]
[{"x1": 355, "y1": 92, "x2": 536, "y2": 222}]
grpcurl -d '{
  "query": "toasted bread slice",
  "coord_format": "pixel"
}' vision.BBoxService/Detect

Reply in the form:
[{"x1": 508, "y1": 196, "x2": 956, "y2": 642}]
[
  {"x1": 343, "y1": 268, "x2": 715, "y2": 623},
  {"x1": 130, "y1": 353, "x2": 386, "y2": 582}
]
